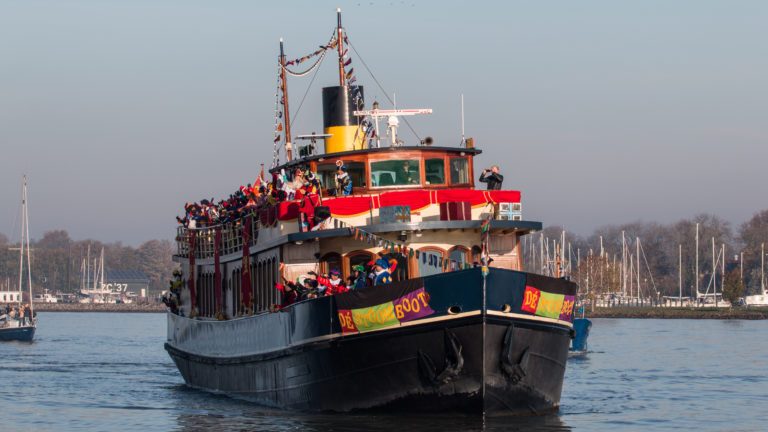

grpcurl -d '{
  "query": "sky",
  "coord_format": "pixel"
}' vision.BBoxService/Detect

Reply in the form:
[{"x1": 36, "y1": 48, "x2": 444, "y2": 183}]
[{"x1": 1, "y1": 0, "x2": 766, "y2": 246}]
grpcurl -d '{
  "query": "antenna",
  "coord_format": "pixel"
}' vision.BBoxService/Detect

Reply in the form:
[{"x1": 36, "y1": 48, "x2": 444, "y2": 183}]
[{"x1": 461, "y1": 93, "x2": 466, "y2": 147}]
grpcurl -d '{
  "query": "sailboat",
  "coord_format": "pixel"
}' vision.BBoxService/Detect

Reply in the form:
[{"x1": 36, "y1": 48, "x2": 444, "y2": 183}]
[
  {"x1": 0, "y1": 176, "x2": 37, "y2": 342},
  {"x1": 744, "y1": 243, "x2": 768, "y2": 306}
]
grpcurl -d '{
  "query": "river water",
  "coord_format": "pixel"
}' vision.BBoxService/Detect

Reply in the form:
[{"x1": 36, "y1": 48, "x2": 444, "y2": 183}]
[{"x1": 1, "y1": 313, "x2": 766, "y2": 431}]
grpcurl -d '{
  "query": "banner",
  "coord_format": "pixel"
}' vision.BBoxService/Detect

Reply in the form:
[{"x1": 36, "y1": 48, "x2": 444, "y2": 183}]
[
  {"x1": 335, "y1": 278, "x2": 434, "y2": 334},
  {"x1": 521, "y1": 273, "x2": 577, "y2": 322}
]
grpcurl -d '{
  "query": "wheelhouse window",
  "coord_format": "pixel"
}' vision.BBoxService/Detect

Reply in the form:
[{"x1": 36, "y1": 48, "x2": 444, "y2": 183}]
[
  {"x1": 370, "y1": 159, "x2": 421, "y2": 187},
  {"x1": 449, "y1": 157, "x2": 469, "y2": 185},
  {"x1": 317, "y1": 161, "x2": 366, "y2": 193},
  {"x1": 425, "y1": 158, "x2": 445, "y2": 185}
]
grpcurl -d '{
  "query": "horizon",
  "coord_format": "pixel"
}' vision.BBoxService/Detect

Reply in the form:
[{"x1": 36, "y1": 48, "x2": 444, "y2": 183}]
[{"x1": 2, "y1": 1, "x2": 766, "y2": 246}]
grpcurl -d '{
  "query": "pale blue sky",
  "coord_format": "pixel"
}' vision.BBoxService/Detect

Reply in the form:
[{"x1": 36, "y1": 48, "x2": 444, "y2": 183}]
[{"x1": 1, "y1": 0, "x2": 766, "y2": 245}]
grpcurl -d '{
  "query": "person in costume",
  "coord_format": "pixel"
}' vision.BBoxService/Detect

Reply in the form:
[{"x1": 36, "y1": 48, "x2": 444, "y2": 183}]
[
  {"x1": 335, "y1": 163, "x2": 353, "y2": 196},
  {"x1": 351, "y1": 265, "x2": 368, "y2": 289},
  {"x1": 311, "y1": 269, "x2": 349, "y2": 295},
  {"x1": 373, "y1": 259, "x2": 392, "y2": 286}
]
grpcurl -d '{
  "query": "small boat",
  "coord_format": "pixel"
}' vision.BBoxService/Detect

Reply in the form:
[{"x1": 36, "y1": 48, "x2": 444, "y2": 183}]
[
  {"x1": 0, "y1": 176, "x2": 37, "y2": 342},
  {"x1": 569, "y1": 304, "x2": 591, "y2": 356}
]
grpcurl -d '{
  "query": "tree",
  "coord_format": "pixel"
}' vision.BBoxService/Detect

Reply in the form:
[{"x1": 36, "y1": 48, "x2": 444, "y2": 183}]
[{"x1": 722, "y1": 269, "x2": 745, "y2": 306}]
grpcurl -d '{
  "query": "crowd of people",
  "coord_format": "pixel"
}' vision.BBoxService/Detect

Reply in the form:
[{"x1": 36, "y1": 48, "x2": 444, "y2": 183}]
[
  {"x1": 275, "y1": 253, "x2": 397, "y2": 309},
  {"x1": 0, "y1": 303, "x2": 35, "y2": 327},
  {"x1": 177, "y1": 163, "x2": 354, "y2": 229}
]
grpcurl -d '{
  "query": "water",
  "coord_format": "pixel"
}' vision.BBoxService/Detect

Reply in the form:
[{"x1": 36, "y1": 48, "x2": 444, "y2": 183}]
[{"x1": 1, "y1": 313, "x2": 766, "y2": 431}]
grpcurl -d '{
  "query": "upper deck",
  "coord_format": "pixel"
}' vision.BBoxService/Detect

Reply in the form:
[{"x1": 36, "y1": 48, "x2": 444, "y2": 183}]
[{"x1": 273, "y1": 145, "x2": 482, "y2": 196}]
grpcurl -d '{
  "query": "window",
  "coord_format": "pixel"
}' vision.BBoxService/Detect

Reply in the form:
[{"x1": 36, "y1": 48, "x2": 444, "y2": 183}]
[
  {"x1": 370, "y1": 159, "x2": 421, "y2": 187},
  {"x1": 416, "y1": 248, "x2": 445, "y2": 277},
  {"x1": 346, "y1": 251, "x2": 375, "y2": 278},
  {"x1": 318, "y1": 162, "x2": 366, "y2": 193},
  {"x1": 450, "y1": 157, "x2": 469, "y2": 184},
  {"x1": 321, "y1": 252, "x2": 342, "y2": 275},
  {"x1": 448, "y1": 246, "x2": 469, "y2": 271},
  {"x1": 425, "y1": 158, "x2": 445, "y2": 185}
]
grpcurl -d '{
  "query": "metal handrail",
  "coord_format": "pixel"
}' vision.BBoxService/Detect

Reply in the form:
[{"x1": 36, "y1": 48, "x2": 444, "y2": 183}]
[{"x1": 175, "y1": 213, "x2": 264, "y2": 259}]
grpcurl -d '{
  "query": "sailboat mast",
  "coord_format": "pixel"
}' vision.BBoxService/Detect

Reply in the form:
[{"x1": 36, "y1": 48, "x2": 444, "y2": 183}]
[
  {"x1": 100, "y1": 248, "x2": 105, "y2": 290},
  {"x1": 636, "y1": 237, "x2": 640, "y2": 299},
  {"x1": 336, "y1": 8, "x2": 346, "y2": 86},
  {"x1": 678, "y1": 244, "x2": 682, "y2": 304},
  {"x1": 621, "y1": 231, "x2": 626, "y2": 297},
  {"x1": 279, "y1": 38, "x2": 293, "y2": 161},
  {"x1": 712, "y1": 237, "x2": 716, "y2": 305},
  {"x1": 762, "y1": 243, "x2": 765, "y2": 295},
  {"x1": 24, "y1": 178, "x2": 33, "y2": 315},
  {"x1": 695, "y1": 223, "x2": 699, "y2": 301},
  {"x1": 17, "y1": 177, "x2": 26, "y2": 308}
]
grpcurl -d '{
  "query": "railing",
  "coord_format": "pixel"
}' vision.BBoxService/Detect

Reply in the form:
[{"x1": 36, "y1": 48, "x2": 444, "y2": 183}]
[{"x1": 175, "y1": 212, "x2": 264, "y2": 259}]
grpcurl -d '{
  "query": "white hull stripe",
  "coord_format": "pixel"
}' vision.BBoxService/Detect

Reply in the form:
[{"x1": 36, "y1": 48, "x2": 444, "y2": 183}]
[{"x1": 487, "y1": 310, "x2": 574, "y2": 329}]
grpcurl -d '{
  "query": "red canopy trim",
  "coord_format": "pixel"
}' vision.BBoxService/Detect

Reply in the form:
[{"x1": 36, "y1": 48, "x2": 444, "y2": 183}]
[{"x1": 273, "y1": 189, "x2": 521, "y2": 221}]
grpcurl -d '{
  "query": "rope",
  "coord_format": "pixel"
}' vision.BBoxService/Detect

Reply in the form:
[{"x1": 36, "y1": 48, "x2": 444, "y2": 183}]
[
  {"x1": 290, "y1": 51, "x2": 326, "y2": 125},
  {"x1": 347, "y1": 39, "x2": 423, "y2": 143}
]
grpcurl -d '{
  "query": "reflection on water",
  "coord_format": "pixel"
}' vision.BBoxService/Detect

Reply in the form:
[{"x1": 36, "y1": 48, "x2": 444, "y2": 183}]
[{"x1": 1, "y1": 313, "x2": 767, "y2": 431}]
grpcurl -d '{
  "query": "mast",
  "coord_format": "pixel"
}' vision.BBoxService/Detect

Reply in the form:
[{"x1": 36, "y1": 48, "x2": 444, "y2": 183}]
[
  {"x1": 695, "y1": 223, "x2": 699, "y2": 302},
  {"x1": 24, "y1": 178, "x2": 33, "y2": 315},
  {"x1": 336, "y1": 8, "x2": 346, "y2": 86},
  {"x1": 460, "y1": 94, "x2": 466, "y2": 146},
  {"x1": 678, "y1": 244, "x2": 682, "y2": 305},
  {"x1": 712, "y1": 237, "x2": 716, "y2": 305},
  {"x1": 762, "y1": 243, "x2": 765, "y2": 296},
  {"x1": 636, "y1": 237, "x2": 640, "y2": 300},
  {"x1": 17, "y1": 177, "x2": 25, "y2": 308},
  {"x1": 621, "y1": 231, "x2": 627, "y2": 297},
  {"x1": 279, "y1": 38, "x2": 293, "y2": 161}
]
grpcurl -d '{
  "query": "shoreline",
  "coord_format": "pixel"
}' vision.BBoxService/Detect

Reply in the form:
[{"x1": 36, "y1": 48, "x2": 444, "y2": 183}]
[
  {"x1": 33, "y1": 303, "x2": 166, "y2": 313},
  {"x1": 29, "y1": 303, "x2": 768, "y2": 319},
  {"x1": 588, "y1": 306, "x2": 768, "y2": 320}
]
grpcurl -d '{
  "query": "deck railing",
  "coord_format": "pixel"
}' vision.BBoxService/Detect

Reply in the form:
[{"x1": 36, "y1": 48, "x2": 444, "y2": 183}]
[{"x1": 175, "y1": 213, "x2": 263, "y2": 259}]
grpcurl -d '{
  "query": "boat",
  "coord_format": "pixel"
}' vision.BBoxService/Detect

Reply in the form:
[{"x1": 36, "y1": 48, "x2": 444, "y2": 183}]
[
  {"x1": 569, "y1": 304, "x2": 592, "y2": 357},
  {"x1": 165, "y1": 10, "x2": 578, "y2": 415},
  {"x1": 743, "y1": 243, "x2": 768, "y2": 306},
  {"x1": 0, "y1": 176, "x2": 37, "y2": 342}
]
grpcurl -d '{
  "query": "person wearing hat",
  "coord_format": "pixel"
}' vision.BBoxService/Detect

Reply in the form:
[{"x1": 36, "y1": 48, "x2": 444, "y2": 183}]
[
  {"x1": 311, "y1": 269, "x2": 348, "y2": 295},
  {"x1": 373, "y1": 259, "x2": 392, "y2": 286},
  {"x1": 335, "y1": 163, "x2": 353, "y2": 196},
  {"x1": 351, "y1": 265, "x2": 368, "y2": 290}
]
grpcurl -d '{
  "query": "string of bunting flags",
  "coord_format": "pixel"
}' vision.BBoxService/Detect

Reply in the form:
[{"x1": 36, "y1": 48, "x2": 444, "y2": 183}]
[{"x1": 272, "y1": 64, "x2": 283, "y2": 168}]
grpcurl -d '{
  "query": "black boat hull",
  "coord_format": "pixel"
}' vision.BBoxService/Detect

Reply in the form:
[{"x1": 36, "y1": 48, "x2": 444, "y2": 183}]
[
  {"x1": 0, "y1": 325, "x2": 35, "y2": 342},
  {"x1": 165, "y1": 268, "x2": 576, "y2": 415}
]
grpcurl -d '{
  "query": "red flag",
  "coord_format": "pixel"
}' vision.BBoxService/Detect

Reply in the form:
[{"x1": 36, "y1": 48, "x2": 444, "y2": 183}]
[
  {"x1": 188, "y1": 230, "x2": 197, "y2": 312},
  {"x1": 254, "y1": 165, "x2": 265, "y2": 189},
  {"x1": 241, "y1": 217, "x2": 253, "y2": 312},
  {"x1": 214, "y1": 227, "x2": 222, "y2": 314}
]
